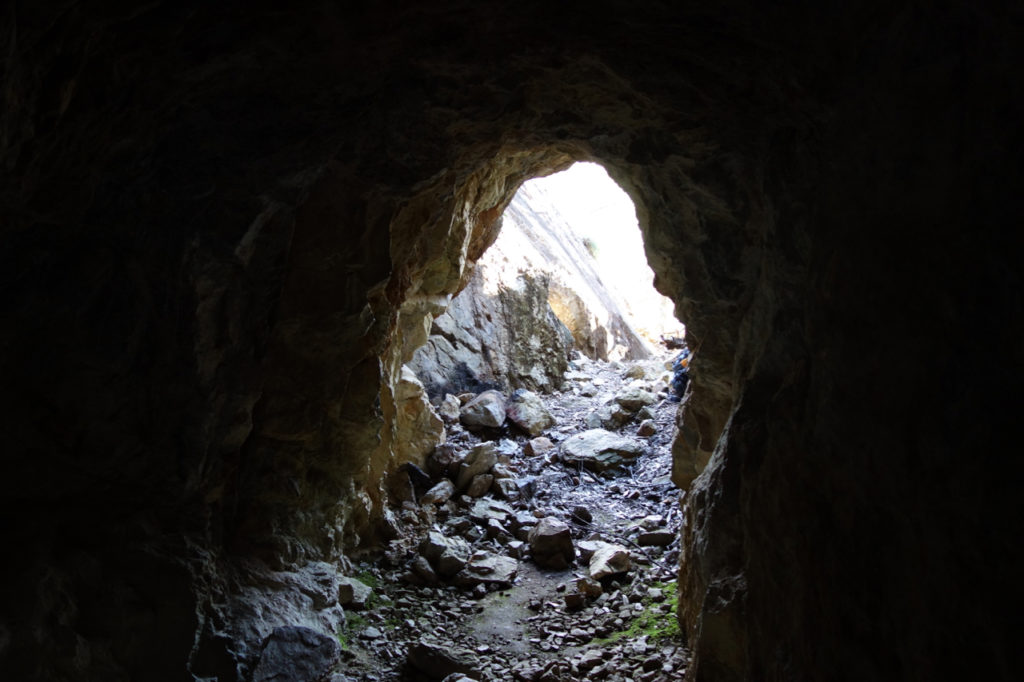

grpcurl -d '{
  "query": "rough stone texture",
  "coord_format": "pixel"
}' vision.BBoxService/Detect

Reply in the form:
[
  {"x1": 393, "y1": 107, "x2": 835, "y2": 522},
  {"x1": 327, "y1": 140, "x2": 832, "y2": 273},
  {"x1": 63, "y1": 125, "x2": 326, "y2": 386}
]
[
  {"x1": 0, "y1": 3, "x2": 1019, "y2": 682},
  {"x1": 528, "y1": 517, "x2": 576, "y2": 570},
  {"x1": 337, "y1": 577, "x2": 372, "y2": 610},
  {"x1": 458, "y1": 390, "x2": 507, "y2": 429},
  {"x1": 411, "y1": 266, "x2": 572, "y2": 398},
  {"x1": 588, "y1": 544, "x2": 632, "y2": 580},
  {"x1": 392, "y1": 366, "x2": 447, "y2": 466},
  {"x1": 505, "y1": 389, "x2": 556, "y2": 436},
  {"x1": 252, "y1": 626, "x2": 341, "y2": 682},
  {"x1": 559, "y1": 429, "x2": 646, "y2": 473},
  {"x1": 455, "y1": 443, "x2": 499, "y2": 490}
]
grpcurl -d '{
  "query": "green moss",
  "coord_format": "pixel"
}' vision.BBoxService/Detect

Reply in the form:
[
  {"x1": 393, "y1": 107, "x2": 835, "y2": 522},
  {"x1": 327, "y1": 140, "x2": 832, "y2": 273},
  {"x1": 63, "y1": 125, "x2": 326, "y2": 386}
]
[
  {"x1": 355, "y1": 569, "x2": 379, "y2": 589},
  {"x1": 595, "y1": 580, "x2": 682, "y2": 644}
]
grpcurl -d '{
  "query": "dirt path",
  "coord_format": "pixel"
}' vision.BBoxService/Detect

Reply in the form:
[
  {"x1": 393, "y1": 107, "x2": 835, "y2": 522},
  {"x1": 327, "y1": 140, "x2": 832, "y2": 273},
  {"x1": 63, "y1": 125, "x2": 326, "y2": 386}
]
[{"x1": 333, "y1": 353, "x2": 690, "y2": 681}]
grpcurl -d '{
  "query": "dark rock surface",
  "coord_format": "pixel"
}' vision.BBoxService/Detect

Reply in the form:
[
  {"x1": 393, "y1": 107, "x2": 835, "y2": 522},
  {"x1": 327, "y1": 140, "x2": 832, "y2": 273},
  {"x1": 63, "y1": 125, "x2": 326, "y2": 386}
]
[
  {"x1": 252, "y1": 626, "x2": 340, "y2": 682},
  {"x1": 0, "y1": 3, "x2": 1019, "y2": 681}
]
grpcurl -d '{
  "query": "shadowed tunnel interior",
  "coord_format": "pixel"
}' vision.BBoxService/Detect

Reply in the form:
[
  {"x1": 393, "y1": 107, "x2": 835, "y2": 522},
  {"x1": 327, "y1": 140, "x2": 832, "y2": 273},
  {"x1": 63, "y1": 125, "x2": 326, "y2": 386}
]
[{"x1": 0, "y1": 2, "x2": 1021, "y2": 681}]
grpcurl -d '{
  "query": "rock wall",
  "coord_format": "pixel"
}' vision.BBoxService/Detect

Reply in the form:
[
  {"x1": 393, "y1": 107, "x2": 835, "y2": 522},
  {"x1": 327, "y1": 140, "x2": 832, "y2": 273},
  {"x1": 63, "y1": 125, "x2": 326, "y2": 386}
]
[
  {"x1": 410, "y1": 179, "x2": 659, "y2": 398},
  {"x1": 410, "y1": 265, "x2": 572, "y2": 398},
  {"x1": 0, "y1": 2, "x2": 1019, "y2": 681}
]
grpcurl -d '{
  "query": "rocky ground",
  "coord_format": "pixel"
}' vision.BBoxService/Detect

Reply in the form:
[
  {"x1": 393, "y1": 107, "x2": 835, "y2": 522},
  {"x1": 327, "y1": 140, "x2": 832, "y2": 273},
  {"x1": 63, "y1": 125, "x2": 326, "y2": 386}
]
[{"x1": 332, "y1": 352, "x2": 690, "y2": 682}]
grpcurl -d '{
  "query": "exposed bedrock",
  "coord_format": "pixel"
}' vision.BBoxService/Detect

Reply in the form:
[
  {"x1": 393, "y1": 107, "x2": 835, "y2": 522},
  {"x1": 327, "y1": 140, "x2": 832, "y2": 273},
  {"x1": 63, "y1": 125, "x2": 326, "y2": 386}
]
[{"x1": 0, "y1": 2, "x2": 1019, "y2": 681}]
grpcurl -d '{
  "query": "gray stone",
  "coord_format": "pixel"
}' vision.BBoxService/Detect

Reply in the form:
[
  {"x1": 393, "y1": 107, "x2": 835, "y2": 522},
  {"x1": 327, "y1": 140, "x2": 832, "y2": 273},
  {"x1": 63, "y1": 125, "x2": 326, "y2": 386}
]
[
  {"x1": 420, "y1": 479, "x2": 456, "y2": 506},
  {"x1": 637, "y1": 419, "x2": 657, "y2": 437},
  {"x1": 524, "y1": 436, "x2": 555, "y2": 457},
  {"x1": 252, "y1": 626, "x2": 340, "y2": 682},
  {"x1": 559, "y1": 429, "x2": 645, "y2": 473},
  {"x1": 615, "y1": 386, "x2": 657, "y2": 412},
  {"x1": 505, "y1": 388, "x2": 556, "y2": 436},
  {"x1": 407, "y1": 640, "x2": 480, "y2": 680},
  {"x1": 455, "y1": 442, "x2": 498, "y2": 490},
  {"x1": 469, "y1": 498, "x2": 515, "y2": 525},
  {"x1": 528, "y1": 517, "x2": 575, "y2": 569},
  {"x1": 438, "y1": 393, "x2": 462, "y2": 422},
  {"x1": 589, "y1": 543, "x2": 631, "y2": 579},
  {"x1": 637, "y1": 530, "x2": 675, "y2": 547},
  {"x1": 465, "y1": 473, "x2": 493, "y2": 498},
  {"x1": 337, "y1": 576, "x2": 372, "y2": 609},
  {"x1": 454, "y1": 551, "x2": 519, "y2": 587},
  {"x1": 459, "y1": 390, "x2": 506, "y2": 428}
]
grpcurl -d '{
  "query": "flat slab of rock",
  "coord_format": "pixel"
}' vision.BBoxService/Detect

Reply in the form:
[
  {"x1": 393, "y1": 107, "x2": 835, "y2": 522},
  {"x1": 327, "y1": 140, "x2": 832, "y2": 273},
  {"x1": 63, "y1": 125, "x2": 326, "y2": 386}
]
[
  {"x1": 453, "y1": 551, "x2": 519, "y2": 587},
  {"x1": 615, "y1": 385, "x2": 657, "y2": 412},
  {"x1": 459, "y1": 390, "x2": 506, "y2": 428},
  {"x1": 528, "y1": 517, "x2": 575, "y2": 569},
  {"x1": 505, "y1": 388, "x2": 556, "y2": 436},
  {"x1": 559, "y1": 429, "x2": 645, "y2": 472},
  {"x1": 469, "y1": 498, "x2": 515, "y2": 525},
  {"x1": 252, "y1": 626, "x2": 340, "y2": 682}
]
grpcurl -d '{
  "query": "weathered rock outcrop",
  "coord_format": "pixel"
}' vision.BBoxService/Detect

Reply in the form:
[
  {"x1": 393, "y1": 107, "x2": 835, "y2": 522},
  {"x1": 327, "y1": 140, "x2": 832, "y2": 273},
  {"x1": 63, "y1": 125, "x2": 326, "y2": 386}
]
[
  {"x1": 411, "y1": 265, "x2": 571, "y2": 397},
  {"x1": 0, "y1": 3, "x2": 1018, "y2": 682}
]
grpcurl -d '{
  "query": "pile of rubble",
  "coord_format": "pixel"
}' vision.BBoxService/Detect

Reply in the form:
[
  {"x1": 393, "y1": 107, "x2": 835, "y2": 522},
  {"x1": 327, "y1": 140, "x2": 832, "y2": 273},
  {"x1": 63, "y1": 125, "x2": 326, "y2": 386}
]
[{"x1": 330, "y1": 353, "x2": 689, "y2": 681}]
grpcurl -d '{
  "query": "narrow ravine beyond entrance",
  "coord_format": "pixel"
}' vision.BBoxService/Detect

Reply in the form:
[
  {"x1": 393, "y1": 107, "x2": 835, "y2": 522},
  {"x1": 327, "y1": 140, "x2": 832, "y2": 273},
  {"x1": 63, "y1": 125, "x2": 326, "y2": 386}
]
[{"x1": 335, "y1": 349, "x2": 690, "y2": 681}]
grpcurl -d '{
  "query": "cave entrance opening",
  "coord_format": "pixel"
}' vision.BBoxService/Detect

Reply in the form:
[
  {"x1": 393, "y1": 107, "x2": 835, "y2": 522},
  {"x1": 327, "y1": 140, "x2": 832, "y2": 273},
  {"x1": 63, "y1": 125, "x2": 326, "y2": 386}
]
[{"x1": 495, "y1": 161, "x2": 685, "y2": 364}]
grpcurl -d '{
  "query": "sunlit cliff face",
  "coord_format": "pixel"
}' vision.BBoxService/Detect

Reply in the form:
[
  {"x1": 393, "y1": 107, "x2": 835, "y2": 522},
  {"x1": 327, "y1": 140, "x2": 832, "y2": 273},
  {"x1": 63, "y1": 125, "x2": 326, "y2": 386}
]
[{"x1": 0, "y1": 3, "x2": 1018, "y2": 681}]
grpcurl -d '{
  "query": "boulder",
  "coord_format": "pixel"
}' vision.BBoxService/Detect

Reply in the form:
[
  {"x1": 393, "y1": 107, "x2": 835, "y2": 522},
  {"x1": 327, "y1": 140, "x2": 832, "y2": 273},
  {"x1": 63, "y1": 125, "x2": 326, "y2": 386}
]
[
  {"x1": 505, "y1": 389, "x2": 556, "y2": 436},
  {"x1": 453, "y1": 551, "x2": 519, "y2": 587},
  {"x1": 528, "y1": 517, "x2": 575, "y2": 569},
  {"x1": 615, "y1": 386, "x2": 657, "y2": 412},
  {"x1": 589, "y1": 543, "x2": 631, "y2": 579},
  {"x1": 559, "y1": 429, "x2": 645, "y2": 473},
  {"x1": 459, "y1": 390, "x2": 507, "y2": 428},
  {"x1": 407, "y1": 640, "x2": 480, "y2": 680},
  {"x1": 455, "y1": 443, "x2": 498, "y2": 490},
  {"x1": 252, "y1": 626, "x2": 341, "y2": 682},
  {"x1": 337, "y1": 576, "x2": 372, "y2": 609}
]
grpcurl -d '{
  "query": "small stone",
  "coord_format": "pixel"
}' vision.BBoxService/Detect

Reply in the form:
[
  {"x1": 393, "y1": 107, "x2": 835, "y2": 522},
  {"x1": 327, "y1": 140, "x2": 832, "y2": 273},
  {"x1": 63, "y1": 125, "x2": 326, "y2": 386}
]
[
  {"x1": 438, "y1": 394, "x2": 462, "y2": 423},
  {"x1": 420, "y1": 479, "x2": 456, "y2": 505},
  {"x1": 361, "y1": 626, "x2": 382, "y2": 639},
  {"x1": 524, "y1": 436, "x2": 555, "y2": 457},
  {"x1": 465, "y1": 473, "x2": 494, "y2": 498},
  {"x1": 570, "y1": 505, "x2": 593, "y2": 524},
  {"x1": 455, "y1": 442, "x2": 498, "y2": 490},
  {"x1": 637, "y1": 530, "x2": 675, "y2": 547},
  {"x1": 637, "y1": 419, "x2": 657, "y2": 437}
]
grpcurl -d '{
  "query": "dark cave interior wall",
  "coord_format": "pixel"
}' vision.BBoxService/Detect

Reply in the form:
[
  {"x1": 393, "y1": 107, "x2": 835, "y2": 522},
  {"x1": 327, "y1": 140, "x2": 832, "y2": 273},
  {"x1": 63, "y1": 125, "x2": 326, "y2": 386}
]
[{"x1": 1, "y1": 1, "x2": 1021, "y2": 680}]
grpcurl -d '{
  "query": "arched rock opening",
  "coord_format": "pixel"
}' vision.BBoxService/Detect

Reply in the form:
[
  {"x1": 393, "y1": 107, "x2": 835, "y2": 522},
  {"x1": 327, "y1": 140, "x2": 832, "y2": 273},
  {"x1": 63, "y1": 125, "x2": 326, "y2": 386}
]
[{"x1": 1, "y1": 3, "x2": 1018, "y2": 682}]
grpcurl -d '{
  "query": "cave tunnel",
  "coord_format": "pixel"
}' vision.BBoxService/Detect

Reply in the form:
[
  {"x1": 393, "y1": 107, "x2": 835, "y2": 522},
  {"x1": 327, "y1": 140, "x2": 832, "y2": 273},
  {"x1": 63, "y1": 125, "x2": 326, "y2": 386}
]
[{"x1": 0, "y1": 2, "x2": 1020, "y2": 681}]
